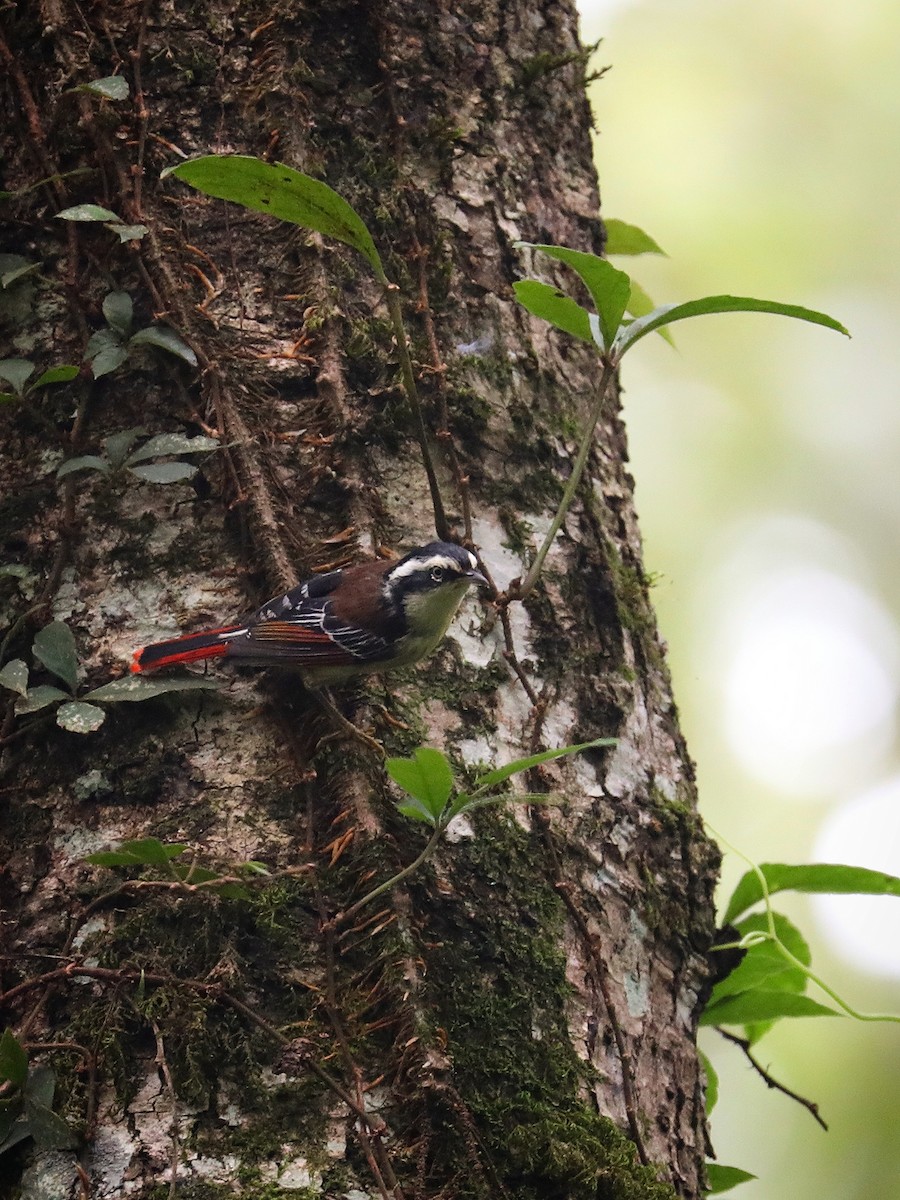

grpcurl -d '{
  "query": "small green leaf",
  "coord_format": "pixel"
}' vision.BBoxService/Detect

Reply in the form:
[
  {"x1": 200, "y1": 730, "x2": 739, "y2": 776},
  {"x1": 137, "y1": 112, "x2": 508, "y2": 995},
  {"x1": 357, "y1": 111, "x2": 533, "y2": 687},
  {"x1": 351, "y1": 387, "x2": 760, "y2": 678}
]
[
  {"x1": 1, "y1": 259, "x2": 39, "y2": 289},
  {"x1": 102, "y1": 290, "x2": 133, "y2": 336},
  {"x1": 396, "y1": 801, "x2": 438, "y2": 825},
  {"x1": 0, "y1": 659, "x2": 29, "y2": 697},
  {"x1": 164, "y1": 155, "x2": 386, "y2": 281},
  {"x1": 129, "y1": 325, "x2": 198, "y2": 366},
  {"x1": 83, "y1": 675, "x2": 218, "y2": 702},
  {"x1": 708, "y1": 912, "x2": 810, "y2": 1004},
  {"x1": 475, "y1": 737, "x2": 615, "y2": 790},
  {"x1": 724, "y1": 862, "x2": 900, "y2": 923},
  {"x1": 91, "y1": 345, "x2": 129, "y2": 378},
  {"x1": 33, "y1": 365, "x2": 79, "y2": 388},
  {"x1": 85, "y1": 328, "x2": 123, "y2": 359},
  {"x1": 128, "y1": 461, "x2": 197, "y2": 484},
  {"x1": 57, "y1": 455, "x2": 110, "y2": 478},
  {"x1": 604, "y1": 218, "x2": 666, "y2": 257},
  {"x1": 25, "y1": 1100, "x2": 74, "y2": 1151},
  {"x1": 32, "y1": 621, "x2": 78, "y2": 692},
  {"x1": 105, "y1": 427, "x2": 146, "y2": 468},
  {"x1": 625, "y1": 280, "x2": 675, "y2": 346},
  {"x1": 699, "y1": 1050, "x2": 718, "y2": 1115},
  {"x1": 78, "y1": 75, "x2": 129, "y2": 101},
  {"x1": 127, "y1": 433, "x2": 220, "y2": 462},
  {"x1": 56, "y1": 700, "x2": 106, "y2": 733},
  {"x1": 387, "y1": 747, "x2": 454, "y2": 819},
  {"x1": 86, "y1": 838, "x2": 188, "y2": 867},
  {"x1": 0, "y1": 1029, "x2": 28, "y2": 1088},
  {"x1": 513, "y1": 280, "x2": 596, "y2": 345},
  {"x1": 15, "y1": 685, "x2": 69, "y2": 714},
  {"x1": 704, "y1": 1164, "x2": 757, "y2": 1195},
  {"x1": 56, "y1": 203, "x2": 121, "y2": 222},
  {"x1": 700, "y1": 990, "x2": 840, "y2": 1027},
  {"x1": 518, "y1": 243, "x2": 631, "y2": 350},
  {"x1": 107, "y1": 223, "x2": 149, "y2": 243},
  {"x1": 0, "y1": 358, "x2": 34, "y2": 396},
  {"x1": 613, "y1": 295, "x2": 850, "y2": 359}
]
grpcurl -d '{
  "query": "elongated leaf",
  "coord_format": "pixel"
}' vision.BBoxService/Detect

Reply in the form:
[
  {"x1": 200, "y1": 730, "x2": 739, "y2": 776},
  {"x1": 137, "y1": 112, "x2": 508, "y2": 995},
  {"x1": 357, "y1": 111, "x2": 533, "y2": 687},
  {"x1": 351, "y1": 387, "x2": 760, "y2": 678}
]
[
  {"x1": 0, "y1": 1029, "x2": 28, "y2": 1088},
  {"x1": 0, "y1": 659, "x2": 28, "y2": 697},
  {"x1": 56, "y1": 204, "x2": 121, "y2": 222},
  {"x1": 32, "y1": 621, "x2": 78, "y2": 692},
  {"x1": 518, "y1": 243, "x2": 631, "y2": 350},
  {"x1": 700, "y1": 989, "x2": 839, "y2": 1027},
  {"x1": 83, "y1": 675, "x2": 218, "y2": 702},
  {"x1": 128, "y1": 461, "x2": 197, "y2": 483},
  {"x1": 387, "y1": 747, "x2": 454, "y2": 820},
  {"x1": 613, "y1": 295, "x2": 849, "y2": 359},
  {"x1": 705, "y1": 1164, "x2": 756, "y2": 1194},
  {"x1": 91, "y1": 345, "x2": 128, "y2": 378},
  {"x1": 475, "y1": 737, "x2": 615, "y2": 790},
  {"x1": 126, "y1": 433, "x2": 220, "y2": 463},
  {"x1": 0, "y1": 358, "x2": 34, "y2": 396},
  {"x1": 708, "y1": 913, "x2": 809, "y2": 1004},
  {"x1": 129, "y1": 325, "x2": 198, "y2": 366},
  {"x1": 57, "y1": 455, "x2": 109, "y2": 478},
  {"x1": 165, "y1": 155, "x2": 385, "y2": 280},
  {"x1": 78, "y1": 75, "x2": 129, "y2": 101},
  {"x1": 15, "y1": 685, "x2": 69, "y2": 714},
  {"x1": 625, "y1": 279, "x2": 675, "y2": 347},
  {"x1": 25, "y1": 1099, "x2": 74, "y2": 1151},
  {"x1": 724, "y1": 862, "x2": 900, "y2": 924},
  {"x1": 1, "y1": 259, "x2": 39, "y2": 289},
  {"x1": 699, "y1": 1050, "x2": 718, "y2": 1115},
  {"x1": 86, "y1": 838, "x2": 188, "y2": 867},
  {"x1": 56, "y1": 701, "x2": 106, "y2": 733},
  {"x1": 105, "y1": 427, "x2": 146, "y2": 468},
  {"x1": 513, "y1": 280, "x2": 595, "y2": 344},
  {"x1": 102, "y1": 290, "x2": 133, "y2": 336},
  {"x1": 33, "y1": 365, "x2": 79, "y2": 388},
  {"x1": 604, "y1": 219, "x2": 666, "y2": 257}
]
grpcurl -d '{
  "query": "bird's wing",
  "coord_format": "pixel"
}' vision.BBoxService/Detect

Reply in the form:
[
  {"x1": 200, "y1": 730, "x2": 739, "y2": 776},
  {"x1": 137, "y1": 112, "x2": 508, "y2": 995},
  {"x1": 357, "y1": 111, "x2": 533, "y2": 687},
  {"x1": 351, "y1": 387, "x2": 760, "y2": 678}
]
[{"x1": 224, "y1": 596, "x2": 390, "y2": 668}]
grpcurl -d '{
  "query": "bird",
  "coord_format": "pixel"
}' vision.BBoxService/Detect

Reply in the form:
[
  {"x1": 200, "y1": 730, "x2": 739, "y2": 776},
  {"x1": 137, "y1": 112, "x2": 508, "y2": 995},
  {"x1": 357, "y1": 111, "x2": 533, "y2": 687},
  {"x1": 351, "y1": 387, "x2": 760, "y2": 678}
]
[{"x1": 131, "y1": 541, "x2": 487, "y2": 688}]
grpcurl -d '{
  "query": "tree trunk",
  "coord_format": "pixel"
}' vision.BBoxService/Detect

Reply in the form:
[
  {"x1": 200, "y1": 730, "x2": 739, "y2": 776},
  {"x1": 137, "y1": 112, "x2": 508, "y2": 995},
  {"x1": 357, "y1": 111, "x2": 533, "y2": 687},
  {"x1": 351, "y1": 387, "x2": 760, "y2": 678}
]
[{"x1": 0, "y1": 2, "x2": 718, "y2": 1198}]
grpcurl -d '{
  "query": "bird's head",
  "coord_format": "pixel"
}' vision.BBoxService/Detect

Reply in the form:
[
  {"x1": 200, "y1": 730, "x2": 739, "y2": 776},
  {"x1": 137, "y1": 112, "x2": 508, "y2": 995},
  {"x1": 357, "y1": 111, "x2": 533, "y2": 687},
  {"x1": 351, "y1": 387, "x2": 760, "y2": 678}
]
[{"x1": 383, "y1": 541, "x2": 487, "y2": 638}]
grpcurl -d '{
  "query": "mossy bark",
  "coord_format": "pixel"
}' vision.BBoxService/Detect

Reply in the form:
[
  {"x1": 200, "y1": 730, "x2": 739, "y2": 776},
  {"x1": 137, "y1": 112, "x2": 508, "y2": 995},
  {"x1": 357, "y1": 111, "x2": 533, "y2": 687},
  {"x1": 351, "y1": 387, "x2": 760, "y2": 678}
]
[{"x1": 0, "y1": 2, "x2": 718, "y2": 1197}]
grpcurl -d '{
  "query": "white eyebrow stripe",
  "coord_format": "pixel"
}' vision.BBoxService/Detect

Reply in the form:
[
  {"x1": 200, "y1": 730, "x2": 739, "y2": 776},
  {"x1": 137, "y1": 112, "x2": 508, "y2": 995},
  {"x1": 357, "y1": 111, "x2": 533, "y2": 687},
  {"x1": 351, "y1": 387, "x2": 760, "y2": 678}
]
[{"x1": 388, "y1": 554, "x2": 468, "y2": 581}]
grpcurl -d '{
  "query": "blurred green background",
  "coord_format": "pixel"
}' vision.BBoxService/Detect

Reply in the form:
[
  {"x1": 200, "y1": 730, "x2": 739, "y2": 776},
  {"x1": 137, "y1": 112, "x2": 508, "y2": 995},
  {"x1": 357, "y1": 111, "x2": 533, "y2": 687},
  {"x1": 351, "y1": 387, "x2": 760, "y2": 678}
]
[{"x1": 577, "y1": 0, "x2": 900, "y2": 1196}]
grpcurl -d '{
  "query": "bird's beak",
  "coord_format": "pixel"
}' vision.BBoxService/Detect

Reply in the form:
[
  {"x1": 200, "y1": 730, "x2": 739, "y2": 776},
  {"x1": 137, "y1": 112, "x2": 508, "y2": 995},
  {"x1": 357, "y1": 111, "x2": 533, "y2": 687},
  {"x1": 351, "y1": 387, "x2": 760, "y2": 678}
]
[{"x1": 467, "y1": 569, "x2": 489, "y2": 588}]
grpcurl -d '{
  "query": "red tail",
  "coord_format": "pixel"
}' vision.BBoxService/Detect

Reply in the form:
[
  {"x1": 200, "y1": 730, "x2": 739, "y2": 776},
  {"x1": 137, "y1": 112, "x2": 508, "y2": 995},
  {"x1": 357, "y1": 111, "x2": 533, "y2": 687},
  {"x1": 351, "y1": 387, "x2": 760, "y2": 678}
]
[{"x1": 131, "y1": 625, "x2": 243, "y2": 674}]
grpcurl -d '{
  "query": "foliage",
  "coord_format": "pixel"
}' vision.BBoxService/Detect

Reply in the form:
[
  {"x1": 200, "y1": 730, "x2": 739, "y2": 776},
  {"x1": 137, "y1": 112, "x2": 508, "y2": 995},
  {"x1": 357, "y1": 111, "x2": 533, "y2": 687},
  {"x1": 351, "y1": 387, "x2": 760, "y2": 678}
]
[
  {"x1": 0, "y1": 357, "x2": 78, "y2": 406},
  {"x1": 81, "y1": 290, "x2": 196, "y2": 378},
  {"x1": 0, "y1": 1030, "x2": 75, "y2": 1157},
  {"x1": 0, "y1": 620, "x2": 217, "y2": 734},
  {"x1": 84, "y1": 837, "x2": 264, "y2": 899},
  {"x1": 58, "y1": 425, "x2": 220, "y2": 484}
]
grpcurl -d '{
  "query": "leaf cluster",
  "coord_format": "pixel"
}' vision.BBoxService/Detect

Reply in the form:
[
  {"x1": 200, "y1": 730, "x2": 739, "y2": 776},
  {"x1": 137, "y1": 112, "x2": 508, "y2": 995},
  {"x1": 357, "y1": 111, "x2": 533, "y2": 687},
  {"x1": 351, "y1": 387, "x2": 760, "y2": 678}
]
[
  {"x1": 58, "y1": 425, "x2": 219, "y2": 486},
  {"x1": 0, "y1": 1030, "x2": 74, "y2": 1158},
  {"x1": 82, "y1": 291, "x2": 197, "y2": 379}
]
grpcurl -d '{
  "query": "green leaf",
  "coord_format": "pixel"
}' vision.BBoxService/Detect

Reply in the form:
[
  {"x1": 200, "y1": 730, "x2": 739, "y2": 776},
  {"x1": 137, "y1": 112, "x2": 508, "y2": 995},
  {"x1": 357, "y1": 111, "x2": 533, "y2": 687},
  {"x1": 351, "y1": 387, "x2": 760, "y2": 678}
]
[
  {"x1": 105, "y1": 427, "x2": 146, "y2": 468},
  {"x1": 0, "y1": 1029, "x2": 28, "y2": 1088},
  {"x1": 57, "y1": 455, "x2": 110, "y2": 478},
  {"x1": 0, "y1": 1114, "x2": 33, "y2": 1155},
  {"x1": 724, "y1": 862, "x2": 900, "y2": 923},
  {"x1": 708, "y1": 912, "x2": 810, "y2": 1003},
  {"x1": 91, "y1": 345, "x2": 129, "y2": 378},
  {"x1": 704, "y1": 1164, "x2": 757, "y2": 1194},
  {"x1": 33, "y1": 364, "x2": 79, "y2": 388},
  {"x1": 56, "y1": 203, "x2": 121, "y2": 222},
  {"x1": 396, "y1": 801, "x2": 438, "y2": 825},
  {"x1": 518, "y1": 243, "x2": 631, "y2": 350},
  {"x1": 107, "y1": 223, "x2": 149, "y2": 243},
  {"x1": 0, "y1": 358, "x2": 34, "y2": 396},
  {"x1": 32, "y1": 621, "x2": 78, "y2": 692},
  {"x1": 513, "y1": 280, "x2": 596, "y2": 345},
  {"x1": 129, "y1": 325, "x2": 198, "y2": 366},
  {"x1": 0, "y1": 659, "x2": 29, "y2": 697},
  {"x1": 83, "y1": 675, "x2": 218, "y2": 702},
  {"x1": 164, "y1": 155, "x2": 386, "y2": 281},
  {"x1": 56, "y1": 701, "x2": 106, "y2": 733},
  {"x1": 447, "y1": 790, "x2": 563, "y2": 821},
  {"x1": 387, "y1": 747, "x2": 454, "y2": 821},
  {"x1": 126, "y1": 433, "x2": 220, "y2": 462},
  {"x1": 475, "y1": 737, "x2": 616, "y2": 790},
  {"x1": 625, "y1": 279, "x2": 675, "y2": 347},
  {"x1": 1, "y1": 259, "x2": 39, "y2": 289},
  {"x1": 128, "y1": 461, "x2": 197, "y2": 484},
  {"x1": 78, "y1": 75, "x2": 129, "y2": 101},
  {"x1": 14, "y1": 685, "x2": 69, "y2": 714},
  {"x1": 612, "y1": 295, "x2": 850, "y2": 359},
  {"x1": 102, "y1": 290, "x2": 133, "y2": 336},
  {"x1": 699, "y1": 1050, "x2": 718, "y2": 1115},
  {"x1": 700, "y1": 989, "x2": 840, "y2": 1027},
  {"x1": 604, "y1": 218, "x2": 666, "y2": 257},
  {"x1": 24, "y1": 1064, "x2": 54, "y2": 1109},
  {"x1": 85, "y1": 327, "x2": 124, "y2": 359},
  {"x1": 86, "y1": 838, "x2": 188, "y2": 867}
]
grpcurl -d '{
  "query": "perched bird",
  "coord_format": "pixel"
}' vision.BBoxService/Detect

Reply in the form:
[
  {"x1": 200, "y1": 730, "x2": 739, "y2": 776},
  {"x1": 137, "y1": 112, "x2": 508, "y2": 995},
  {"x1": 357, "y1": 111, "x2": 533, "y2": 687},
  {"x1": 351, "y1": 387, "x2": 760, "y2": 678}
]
[{"x1": 131, "y1": 541, "x2": 487, "y2": 688}]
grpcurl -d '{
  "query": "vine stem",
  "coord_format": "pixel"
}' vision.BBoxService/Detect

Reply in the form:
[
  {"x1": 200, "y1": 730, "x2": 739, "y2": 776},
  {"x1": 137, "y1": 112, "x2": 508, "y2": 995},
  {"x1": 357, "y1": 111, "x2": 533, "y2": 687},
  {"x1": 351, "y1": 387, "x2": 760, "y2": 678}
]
[
  {"x1": 382, "y1": 284, "x2": 450, "y2": 541},
  {"x1": 337, "y1": 821, "x2": 446, "y2": 927},
  {"x1": 517, "y1": 356, "x2": 616, "y2": 600}
]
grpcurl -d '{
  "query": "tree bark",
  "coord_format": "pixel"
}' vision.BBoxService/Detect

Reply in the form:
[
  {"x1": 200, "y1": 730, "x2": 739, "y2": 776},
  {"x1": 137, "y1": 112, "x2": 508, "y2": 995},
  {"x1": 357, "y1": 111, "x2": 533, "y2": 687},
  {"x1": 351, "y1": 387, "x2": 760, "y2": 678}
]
[{"x1": 0, "y1": 2, "x2": 718, "y2": 1198}]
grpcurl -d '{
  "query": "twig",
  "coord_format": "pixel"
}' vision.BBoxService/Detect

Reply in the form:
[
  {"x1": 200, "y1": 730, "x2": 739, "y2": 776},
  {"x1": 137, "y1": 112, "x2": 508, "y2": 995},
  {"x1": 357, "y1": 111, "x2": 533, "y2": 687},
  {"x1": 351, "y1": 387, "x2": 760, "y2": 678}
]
[{"x1": 715, "y1": 1027, "x2": 828, "y2": 1129}]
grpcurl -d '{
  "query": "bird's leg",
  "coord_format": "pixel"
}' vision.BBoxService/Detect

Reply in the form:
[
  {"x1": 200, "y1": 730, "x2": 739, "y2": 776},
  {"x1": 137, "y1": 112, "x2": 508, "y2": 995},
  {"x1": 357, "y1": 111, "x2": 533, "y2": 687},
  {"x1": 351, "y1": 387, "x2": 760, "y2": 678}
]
[{"x1": 314, "y1": 688, "x2": 386, "y2": 758}]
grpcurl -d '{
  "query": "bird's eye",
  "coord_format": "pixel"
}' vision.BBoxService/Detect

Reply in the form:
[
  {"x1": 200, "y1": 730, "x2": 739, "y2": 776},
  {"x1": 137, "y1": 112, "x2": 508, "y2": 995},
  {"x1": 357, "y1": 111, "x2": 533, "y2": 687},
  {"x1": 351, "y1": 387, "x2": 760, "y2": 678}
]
[{"x1": 430, "y1": 566, "x2": 445, "y2": 583}]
